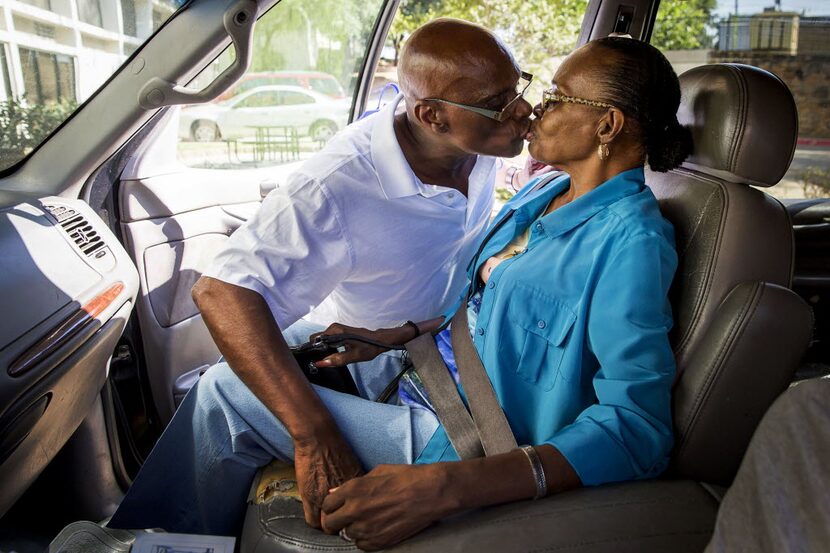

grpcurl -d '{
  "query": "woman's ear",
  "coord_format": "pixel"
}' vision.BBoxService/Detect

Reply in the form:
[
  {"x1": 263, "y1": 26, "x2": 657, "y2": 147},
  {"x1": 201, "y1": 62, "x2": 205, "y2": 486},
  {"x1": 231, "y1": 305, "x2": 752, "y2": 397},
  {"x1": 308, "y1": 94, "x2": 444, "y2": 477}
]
[
  {"x1": 596, "y1": 107, "x2": 625, "y2": 144},
  {"x1": 412, "y1": 101, "x2": 449, "y2": 134}
]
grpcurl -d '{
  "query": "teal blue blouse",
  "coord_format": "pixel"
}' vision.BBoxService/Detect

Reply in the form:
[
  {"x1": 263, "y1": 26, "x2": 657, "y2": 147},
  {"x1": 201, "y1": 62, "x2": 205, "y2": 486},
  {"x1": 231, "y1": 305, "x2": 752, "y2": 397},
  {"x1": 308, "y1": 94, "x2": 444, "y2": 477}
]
[{"x1": 414, "y1": 167, "x2": 678, "y2": 487}]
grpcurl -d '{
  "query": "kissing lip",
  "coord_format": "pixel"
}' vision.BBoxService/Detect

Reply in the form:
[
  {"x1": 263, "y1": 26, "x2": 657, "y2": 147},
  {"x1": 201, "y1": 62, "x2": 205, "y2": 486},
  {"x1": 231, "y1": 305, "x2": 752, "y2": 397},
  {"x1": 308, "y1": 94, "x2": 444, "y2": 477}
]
[{"x1": 525, "y1": 121, "x2": 536, "y2": 142}]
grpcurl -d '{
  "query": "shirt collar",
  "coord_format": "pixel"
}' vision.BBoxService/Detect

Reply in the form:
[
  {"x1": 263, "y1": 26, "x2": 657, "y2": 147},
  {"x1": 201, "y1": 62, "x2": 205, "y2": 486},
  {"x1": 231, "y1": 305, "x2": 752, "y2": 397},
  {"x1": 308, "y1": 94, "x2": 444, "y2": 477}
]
[
  {"x1": 370, "y1": 94, "x2": 423, "y2": 200},
  {"x1": 520, "y1": 167, "x2": 646, "y2": 239}
]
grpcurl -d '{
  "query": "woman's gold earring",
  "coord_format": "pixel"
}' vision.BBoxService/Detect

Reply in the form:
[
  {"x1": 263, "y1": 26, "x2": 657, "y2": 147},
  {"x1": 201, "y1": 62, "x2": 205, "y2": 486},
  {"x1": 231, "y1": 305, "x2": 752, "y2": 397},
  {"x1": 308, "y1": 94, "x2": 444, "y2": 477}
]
[{"x1": 597, "y1": 143, "x2": 610, "y2": 161}]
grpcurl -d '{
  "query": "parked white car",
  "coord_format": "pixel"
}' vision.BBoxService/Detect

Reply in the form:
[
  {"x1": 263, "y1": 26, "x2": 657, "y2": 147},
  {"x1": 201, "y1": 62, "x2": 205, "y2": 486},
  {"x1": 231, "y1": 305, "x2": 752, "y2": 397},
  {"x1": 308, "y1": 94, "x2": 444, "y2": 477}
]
[{"x1": 178, "y1": 85, "x2": 350, "y2": 143}]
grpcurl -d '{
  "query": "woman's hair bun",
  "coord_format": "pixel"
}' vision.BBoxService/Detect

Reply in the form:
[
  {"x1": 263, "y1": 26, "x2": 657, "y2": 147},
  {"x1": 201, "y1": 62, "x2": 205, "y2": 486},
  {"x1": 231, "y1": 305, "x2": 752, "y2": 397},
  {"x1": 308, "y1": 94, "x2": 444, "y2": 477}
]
[
  {"x1": 646, "y1": 117, "x2": 693, "y2": 173},
  {"x1": 592, "y1": 37, "x2": 694, "y2": 172}
]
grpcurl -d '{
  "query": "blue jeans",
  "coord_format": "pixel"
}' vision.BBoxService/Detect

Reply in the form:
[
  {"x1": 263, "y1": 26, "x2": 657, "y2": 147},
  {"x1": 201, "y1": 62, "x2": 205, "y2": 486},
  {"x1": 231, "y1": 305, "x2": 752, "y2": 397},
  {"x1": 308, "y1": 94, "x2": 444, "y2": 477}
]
[{"x1": 108, "y1": 321, "x2": 439, "y2": 535}]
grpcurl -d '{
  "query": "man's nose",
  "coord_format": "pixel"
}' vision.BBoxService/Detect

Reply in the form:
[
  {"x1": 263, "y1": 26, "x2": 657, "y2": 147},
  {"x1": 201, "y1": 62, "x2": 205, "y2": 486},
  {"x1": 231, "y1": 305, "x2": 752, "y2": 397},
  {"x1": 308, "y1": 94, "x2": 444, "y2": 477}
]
[
  {"x1": 513, "y1": 96, "x2": 533, "y2": 119},
  {"x1": 531, "y1": 103, "x2": 544, "y2": 119}
]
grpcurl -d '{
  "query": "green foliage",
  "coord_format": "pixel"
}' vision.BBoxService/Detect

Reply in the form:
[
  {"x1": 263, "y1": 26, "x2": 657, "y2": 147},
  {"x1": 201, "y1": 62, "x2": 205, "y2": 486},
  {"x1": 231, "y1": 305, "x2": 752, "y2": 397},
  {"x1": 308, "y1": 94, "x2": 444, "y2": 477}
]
[
  {"x1": 0, "y1": 97, "x2": 77, "y2": 170},
  {"x1": 252, "y1": 0, "x2": 381, "y2": 84},
  {"x1": 389, "y1": 0, "x2": 718, "y2": 77},
  {"x1": 390, "y1": 0, "x2": 586, "y2": 74},
  {"x1": 495, "y1": 187, "x2": 515, "y2": 202},
  {"x1": 799, "y1": 166, "x2": 830, "y2": 199},
  {"x1": 652, "y1": 0, "x2": 716, "y2": 50}
]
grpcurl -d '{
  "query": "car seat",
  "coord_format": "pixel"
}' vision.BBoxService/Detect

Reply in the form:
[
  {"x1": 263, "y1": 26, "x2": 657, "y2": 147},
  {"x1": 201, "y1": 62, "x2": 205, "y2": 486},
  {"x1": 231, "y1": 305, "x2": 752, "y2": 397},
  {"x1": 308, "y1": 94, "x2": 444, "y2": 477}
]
[{"x1": 238, "y1": 64, "x2": 814, "y2": 553}]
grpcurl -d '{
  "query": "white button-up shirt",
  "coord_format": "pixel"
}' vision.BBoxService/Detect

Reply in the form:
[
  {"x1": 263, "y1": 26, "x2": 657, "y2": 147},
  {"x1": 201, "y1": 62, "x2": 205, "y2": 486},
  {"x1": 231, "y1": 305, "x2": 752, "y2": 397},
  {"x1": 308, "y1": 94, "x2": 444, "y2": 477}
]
[{"x1": 204, "y1": 94, "x2": 496, "y2": 330}]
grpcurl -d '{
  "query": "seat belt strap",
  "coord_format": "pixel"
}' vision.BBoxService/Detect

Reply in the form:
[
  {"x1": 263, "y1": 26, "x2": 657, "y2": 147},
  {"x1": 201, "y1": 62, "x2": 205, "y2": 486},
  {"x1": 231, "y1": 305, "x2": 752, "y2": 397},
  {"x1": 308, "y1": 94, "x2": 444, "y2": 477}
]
[
  {"x1": 404, "y1": 170, "x2": 564, "y2": 459},
  {"x1": 451, "y1": 307, "x2": 518, "y2": 455},
  {"x1": 405, "y1": 334, "x2": 484, "y2": 460}
]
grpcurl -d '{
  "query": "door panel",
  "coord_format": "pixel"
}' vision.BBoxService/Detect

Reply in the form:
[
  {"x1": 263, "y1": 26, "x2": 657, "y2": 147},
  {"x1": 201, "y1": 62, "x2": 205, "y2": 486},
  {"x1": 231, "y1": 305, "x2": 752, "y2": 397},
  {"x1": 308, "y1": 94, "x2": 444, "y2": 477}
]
[{"x1": 120, "y1": 173, "x2": 267, "y2": 423}]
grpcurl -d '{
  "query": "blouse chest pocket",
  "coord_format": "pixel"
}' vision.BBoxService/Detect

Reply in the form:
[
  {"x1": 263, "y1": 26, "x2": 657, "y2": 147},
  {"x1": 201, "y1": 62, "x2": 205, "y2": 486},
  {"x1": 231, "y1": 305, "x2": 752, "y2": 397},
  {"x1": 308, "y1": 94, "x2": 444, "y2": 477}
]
[{"x1": 505, "y1": 285, "x2": 577, "y2": 391}]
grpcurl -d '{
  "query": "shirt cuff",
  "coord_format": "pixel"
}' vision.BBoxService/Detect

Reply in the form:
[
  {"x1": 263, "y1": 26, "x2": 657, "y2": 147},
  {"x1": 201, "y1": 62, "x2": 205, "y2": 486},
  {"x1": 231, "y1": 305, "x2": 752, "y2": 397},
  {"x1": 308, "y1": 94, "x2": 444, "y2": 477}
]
[{"x1": 547, "y1": 422, "x2": 669, "y2": 487}]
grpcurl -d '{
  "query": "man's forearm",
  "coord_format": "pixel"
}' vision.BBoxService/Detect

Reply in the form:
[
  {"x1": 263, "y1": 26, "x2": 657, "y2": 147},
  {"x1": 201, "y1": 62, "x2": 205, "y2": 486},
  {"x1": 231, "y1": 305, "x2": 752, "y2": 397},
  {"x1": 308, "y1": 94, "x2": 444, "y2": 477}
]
[{"x1": 192, "y1": 276, "x2": 338, "y2": 443}]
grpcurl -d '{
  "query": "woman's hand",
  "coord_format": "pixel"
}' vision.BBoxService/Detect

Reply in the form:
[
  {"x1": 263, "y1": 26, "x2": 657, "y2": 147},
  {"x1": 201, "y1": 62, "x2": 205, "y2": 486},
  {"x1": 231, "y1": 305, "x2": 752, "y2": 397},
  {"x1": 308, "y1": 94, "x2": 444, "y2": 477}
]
[
  {"x1": 320, "y1": 464, "x2": 457, "y2": 551},
  {"x1": 309, "y1": 323, "x2": 415, "y2": 367}
]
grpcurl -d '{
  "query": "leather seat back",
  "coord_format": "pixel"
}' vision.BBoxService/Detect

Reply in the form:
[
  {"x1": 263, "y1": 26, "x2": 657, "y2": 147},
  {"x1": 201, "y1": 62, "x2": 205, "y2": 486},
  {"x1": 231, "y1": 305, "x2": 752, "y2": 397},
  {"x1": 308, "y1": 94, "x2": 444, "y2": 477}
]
[{"x1": 645, "y1": 64, "x2": 813, "y2": 485}]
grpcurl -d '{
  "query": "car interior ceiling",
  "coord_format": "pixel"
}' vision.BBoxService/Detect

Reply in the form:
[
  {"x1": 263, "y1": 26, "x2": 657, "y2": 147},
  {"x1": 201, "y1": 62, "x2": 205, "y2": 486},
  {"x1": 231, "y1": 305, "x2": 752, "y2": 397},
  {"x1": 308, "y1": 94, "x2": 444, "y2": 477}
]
[{"x1": 0, "y1": 0, "x2": 827, "y2": 551}]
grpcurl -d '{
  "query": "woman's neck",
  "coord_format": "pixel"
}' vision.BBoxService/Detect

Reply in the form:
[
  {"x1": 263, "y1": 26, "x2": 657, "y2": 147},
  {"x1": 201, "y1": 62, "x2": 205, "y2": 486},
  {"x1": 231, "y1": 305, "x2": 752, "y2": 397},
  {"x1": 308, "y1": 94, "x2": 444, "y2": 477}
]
[{"x1": 558, "y1": 157, "x2": 642, "y2": 206}]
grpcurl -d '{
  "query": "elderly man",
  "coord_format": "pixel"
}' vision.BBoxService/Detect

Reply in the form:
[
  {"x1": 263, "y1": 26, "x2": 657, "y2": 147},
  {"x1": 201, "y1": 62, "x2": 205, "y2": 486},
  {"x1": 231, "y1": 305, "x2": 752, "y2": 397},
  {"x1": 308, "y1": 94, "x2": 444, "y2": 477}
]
[{"x1": 108, "y1": 19, "x2": 532, "y2": 535}]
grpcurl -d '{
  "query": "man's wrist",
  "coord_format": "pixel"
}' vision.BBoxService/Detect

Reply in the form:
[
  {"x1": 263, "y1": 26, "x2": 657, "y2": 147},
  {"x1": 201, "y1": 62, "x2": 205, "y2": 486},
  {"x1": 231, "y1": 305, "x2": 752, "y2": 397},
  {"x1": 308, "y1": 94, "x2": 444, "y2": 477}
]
[
  {"x1": 291, "y1": 413, "x2": 342, "y2": 447},
  {"x1": 401, "y1": 320, "x2": 421, "y2": 341}
]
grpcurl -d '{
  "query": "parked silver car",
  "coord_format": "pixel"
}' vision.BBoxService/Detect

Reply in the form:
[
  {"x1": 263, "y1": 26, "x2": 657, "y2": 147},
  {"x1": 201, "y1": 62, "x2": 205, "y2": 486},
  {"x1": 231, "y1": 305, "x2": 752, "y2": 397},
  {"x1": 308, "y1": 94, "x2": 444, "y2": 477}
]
[{"x1": 178, "y1": 85, "x2": 350, "y2": 143}]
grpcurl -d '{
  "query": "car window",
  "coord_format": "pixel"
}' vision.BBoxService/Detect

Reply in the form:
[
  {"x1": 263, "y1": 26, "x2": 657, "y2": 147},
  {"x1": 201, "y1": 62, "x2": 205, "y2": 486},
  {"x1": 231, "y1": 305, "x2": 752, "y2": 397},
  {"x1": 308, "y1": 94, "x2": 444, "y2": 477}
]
[
  {"x1": 0, "y1": 0, "x2": 185, "y2": 172},
  {"x1": 276, "y1": 77, "x2": 302, "y2": 87},
  {"x1": 235, "y1": 91, "x2": 282, "y2": 109},
  {"x1": 281, "y1": 91, "x2": 315, "y2": 105},
  {"x1": 175, "y1": 0, "x2": 382, "y2": 169},
  {"x1": 310, "y1": 76, "x2": 344, "y2": 97},
  {"x1": 653, "y1": 0, "x2": 829, "y2": 200}
]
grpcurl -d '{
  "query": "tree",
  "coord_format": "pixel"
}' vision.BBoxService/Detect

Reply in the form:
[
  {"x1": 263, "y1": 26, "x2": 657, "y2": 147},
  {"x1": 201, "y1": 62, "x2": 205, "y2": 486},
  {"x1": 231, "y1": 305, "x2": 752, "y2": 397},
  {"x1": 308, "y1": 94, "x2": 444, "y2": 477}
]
[
  {"x1": 388, "y1": 0, "x2": 587, "y2": 82},
  {"x1": 250, "y1": 0, "x2": 381, "y2": 85},
  {"x1": 651, "y1": 0, "x2": 717, "y2": 51},
  {"x1": 389, "y1": 0, "x2": 443, "y2": 65}
]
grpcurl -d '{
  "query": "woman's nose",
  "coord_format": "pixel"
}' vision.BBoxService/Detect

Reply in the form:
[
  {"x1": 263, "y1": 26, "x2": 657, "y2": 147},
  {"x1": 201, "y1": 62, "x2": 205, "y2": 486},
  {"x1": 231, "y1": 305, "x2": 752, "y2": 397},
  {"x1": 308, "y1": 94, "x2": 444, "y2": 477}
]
[{"x1": 532, "y1": 103, "x2": 544, "y2": 118}]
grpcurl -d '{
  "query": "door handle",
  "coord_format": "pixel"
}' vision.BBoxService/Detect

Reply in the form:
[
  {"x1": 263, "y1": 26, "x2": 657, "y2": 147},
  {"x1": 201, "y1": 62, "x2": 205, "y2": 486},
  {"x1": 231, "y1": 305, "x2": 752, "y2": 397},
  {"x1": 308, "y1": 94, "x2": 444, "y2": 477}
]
[
  {"x1": 138, "y1": 0, "x2": 256, "y2": 109},
  {"x1": 260, "y1": 179, "x2": 278, "y2": 199}
]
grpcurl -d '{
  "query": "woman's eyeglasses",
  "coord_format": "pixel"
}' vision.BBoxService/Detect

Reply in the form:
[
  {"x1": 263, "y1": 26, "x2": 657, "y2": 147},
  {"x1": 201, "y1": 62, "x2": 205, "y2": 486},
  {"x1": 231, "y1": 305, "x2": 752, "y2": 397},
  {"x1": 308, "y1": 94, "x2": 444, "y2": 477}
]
[
  {"x1": 424, "y1": 71, "x2": 533, "y2": 122},
  {"x1": 541, "y1": 89, "x2": 616, "y2": 111}
]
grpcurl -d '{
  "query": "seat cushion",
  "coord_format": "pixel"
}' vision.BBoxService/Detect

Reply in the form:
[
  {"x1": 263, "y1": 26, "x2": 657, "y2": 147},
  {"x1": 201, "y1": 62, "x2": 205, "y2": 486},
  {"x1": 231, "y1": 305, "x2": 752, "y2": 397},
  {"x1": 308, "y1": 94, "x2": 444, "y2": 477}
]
[{"x1": 241, "y1": 478, "x2": 718, "y2": 553}]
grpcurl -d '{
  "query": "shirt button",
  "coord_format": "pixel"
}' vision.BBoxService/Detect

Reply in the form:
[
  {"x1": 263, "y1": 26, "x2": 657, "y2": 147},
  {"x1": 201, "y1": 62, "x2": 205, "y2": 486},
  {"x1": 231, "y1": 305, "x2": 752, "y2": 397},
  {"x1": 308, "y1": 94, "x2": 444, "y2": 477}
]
[
  {"x1": 477, "y1": 328, "x2": 485, "y2": 336},
  {"x1": 537, "y1": 320, "x2": 546, "y2": 329},
  {"x1": 535, "y1": 222, "x2": 544, "y2": 231},
  {"x1": 488, "y1": 281, "x2": 495, "y2": 289}
]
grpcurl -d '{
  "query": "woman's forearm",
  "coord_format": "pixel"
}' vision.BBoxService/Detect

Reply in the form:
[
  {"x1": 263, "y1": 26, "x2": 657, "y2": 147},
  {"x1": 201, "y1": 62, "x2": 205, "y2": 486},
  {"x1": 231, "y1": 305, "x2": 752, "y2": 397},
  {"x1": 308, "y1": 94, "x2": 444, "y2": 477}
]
[{"x1": 441, "y1": 445, "x2": 582, "y2": 512}]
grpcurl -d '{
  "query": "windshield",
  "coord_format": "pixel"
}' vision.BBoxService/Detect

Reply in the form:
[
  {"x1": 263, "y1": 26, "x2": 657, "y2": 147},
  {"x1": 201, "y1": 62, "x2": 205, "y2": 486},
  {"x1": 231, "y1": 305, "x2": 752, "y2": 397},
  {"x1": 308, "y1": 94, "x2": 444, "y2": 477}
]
[{"x1": 0, "y1": 0, "x2": 185, "y2": 172}]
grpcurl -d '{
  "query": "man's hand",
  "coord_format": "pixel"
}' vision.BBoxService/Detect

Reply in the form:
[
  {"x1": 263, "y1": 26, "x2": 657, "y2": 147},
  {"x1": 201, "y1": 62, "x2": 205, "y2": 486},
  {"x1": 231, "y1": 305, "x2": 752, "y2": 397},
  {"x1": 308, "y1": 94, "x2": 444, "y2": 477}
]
[
  {"x1": 294, "y1": 430, "x2": 365, "y2": 529},
  {"x1": 309, "y1": 323, "x2": 414, "y2": 367},
  {"x1": 320, "y1": 464, "x2": 456, "y2": 551}
]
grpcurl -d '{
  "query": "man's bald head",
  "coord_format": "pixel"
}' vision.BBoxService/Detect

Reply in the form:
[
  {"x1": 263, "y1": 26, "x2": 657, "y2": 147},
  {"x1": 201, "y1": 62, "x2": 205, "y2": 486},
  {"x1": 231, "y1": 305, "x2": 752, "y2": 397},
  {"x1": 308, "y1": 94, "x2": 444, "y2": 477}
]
[{"x1": 398, "y1": 18, "x2": 517, "y2": 101}]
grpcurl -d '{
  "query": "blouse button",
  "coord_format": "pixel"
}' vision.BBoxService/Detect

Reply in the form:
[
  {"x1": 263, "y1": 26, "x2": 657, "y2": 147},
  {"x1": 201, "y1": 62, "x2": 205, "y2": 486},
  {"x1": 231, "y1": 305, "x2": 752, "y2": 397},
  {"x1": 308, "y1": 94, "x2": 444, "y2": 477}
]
[
  {"x1": 488, "y1": 281, "x2": 495, "y2": 289},
  {"x1": 477, "y1": 327, "x2": 485, "y2": 336},
  {"x1": 535, "y1": 222, "x2": 543, "y2": 231},
  {"x1": 537, "y1": 320, "x2": 546, "y2": 329}
]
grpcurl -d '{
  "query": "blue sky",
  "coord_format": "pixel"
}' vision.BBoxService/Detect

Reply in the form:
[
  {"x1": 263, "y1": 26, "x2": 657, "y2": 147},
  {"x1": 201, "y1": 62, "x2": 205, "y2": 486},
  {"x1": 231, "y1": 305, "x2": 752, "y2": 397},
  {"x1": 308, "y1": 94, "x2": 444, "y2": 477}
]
[{"x1": 713, "y1": 0, "x2": 828, "y2": 17}]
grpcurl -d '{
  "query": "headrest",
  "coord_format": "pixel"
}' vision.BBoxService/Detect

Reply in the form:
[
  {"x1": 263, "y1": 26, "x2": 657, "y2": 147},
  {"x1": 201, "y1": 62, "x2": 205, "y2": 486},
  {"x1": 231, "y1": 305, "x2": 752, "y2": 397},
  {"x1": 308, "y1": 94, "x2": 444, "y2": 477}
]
[{"x1": 677, "y1": 64, "x2": 798, "y2": 188}]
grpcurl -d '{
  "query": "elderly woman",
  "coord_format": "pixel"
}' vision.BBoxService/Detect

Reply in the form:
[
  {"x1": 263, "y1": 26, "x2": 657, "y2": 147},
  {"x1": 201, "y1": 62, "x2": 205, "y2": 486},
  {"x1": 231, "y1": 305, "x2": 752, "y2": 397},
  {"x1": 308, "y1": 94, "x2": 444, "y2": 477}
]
[{"x1": 310, "y1": 36, "x2": 692, "y2": 549}]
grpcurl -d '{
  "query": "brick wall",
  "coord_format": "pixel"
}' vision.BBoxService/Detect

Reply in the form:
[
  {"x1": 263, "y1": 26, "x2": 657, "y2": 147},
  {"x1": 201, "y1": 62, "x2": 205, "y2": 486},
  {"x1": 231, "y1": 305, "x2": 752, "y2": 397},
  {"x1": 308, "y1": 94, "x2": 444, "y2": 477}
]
[{"x1": 709, "y1": 52, "x2": 830, "y2": 138}]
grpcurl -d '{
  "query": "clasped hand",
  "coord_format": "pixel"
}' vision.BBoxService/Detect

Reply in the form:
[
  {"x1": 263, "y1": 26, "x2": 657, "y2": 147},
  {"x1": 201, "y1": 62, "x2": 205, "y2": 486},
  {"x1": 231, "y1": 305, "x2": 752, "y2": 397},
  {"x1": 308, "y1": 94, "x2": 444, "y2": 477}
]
[{"x1": 320, "y1": 463, "x2": 453, "y2": 551}]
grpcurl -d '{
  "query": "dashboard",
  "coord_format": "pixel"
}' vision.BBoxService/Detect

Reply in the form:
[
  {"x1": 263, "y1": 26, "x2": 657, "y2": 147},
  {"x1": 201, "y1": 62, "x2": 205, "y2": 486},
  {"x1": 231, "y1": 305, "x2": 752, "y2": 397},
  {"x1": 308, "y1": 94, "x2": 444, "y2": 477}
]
[{"x1": 0, "y1": 197, "x2": 138, "y2": 517}]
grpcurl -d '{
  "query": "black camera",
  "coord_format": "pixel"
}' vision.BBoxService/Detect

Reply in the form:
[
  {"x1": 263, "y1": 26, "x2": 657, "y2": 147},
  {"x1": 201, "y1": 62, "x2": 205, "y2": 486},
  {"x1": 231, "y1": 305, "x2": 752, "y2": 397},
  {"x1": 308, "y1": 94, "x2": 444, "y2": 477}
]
[{"x1": 290, "y1": 338, "x2": 359, "y2": 396}]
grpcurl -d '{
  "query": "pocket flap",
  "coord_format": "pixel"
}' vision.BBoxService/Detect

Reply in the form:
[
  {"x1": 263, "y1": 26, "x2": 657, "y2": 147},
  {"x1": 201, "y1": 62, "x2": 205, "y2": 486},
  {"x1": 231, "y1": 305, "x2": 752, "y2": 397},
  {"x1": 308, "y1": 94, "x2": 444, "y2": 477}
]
[{"x1": 507, "y1": 284, "x2": 577, "y2": 346}]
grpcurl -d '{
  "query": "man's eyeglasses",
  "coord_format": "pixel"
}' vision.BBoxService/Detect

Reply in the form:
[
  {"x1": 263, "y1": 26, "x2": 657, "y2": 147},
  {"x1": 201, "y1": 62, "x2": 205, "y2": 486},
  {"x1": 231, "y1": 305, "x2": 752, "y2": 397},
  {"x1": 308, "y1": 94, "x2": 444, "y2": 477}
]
[
  {"x1": 425, "y1": 71, "x2": 533, "y2": 122},
  {"x1": 541, "y1": 88, "x2": 617, "y2": 111}
]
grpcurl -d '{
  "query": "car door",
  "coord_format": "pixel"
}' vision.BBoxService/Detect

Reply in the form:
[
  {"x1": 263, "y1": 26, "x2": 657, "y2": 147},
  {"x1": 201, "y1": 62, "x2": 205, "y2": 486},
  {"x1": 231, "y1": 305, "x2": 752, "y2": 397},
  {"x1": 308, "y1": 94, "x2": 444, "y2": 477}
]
[{"x1": 116, "y1": 0, "x2": 397, "y2": 432}]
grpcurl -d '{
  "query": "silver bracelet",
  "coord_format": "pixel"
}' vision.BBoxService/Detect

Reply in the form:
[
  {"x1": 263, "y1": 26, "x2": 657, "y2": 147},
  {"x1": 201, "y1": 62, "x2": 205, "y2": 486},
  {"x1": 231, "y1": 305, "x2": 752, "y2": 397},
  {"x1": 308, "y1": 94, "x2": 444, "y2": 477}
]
[{"x1": 519, "y1": 445, "x2": 547, "y2": 500}]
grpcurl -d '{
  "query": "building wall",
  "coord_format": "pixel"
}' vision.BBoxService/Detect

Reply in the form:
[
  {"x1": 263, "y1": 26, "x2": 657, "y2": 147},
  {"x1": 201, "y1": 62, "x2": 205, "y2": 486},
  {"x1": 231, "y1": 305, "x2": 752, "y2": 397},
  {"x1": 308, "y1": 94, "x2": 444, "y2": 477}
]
[
  {"x1": 710, "y1": 51, "x2": 830, "y2": 138},
  {"x1": 0, "y1": 0, "x2": 173, "y2": 104},
  {"x1": 798, "y1": 19, "x2": 830, "y2": 56}
]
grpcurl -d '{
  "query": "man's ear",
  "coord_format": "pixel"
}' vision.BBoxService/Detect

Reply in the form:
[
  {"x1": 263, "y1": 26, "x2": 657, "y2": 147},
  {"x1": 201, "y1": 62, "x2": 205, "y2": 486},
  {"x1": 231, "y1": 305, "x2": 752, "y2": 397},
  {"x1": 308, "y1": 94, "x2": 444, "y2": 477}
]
[
  {"x1": 412, "y1": 101, "x2": 450, "y2": 134},
  {"x1": 596, "y1": 107, "x2": 625, "y2": 144}
]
